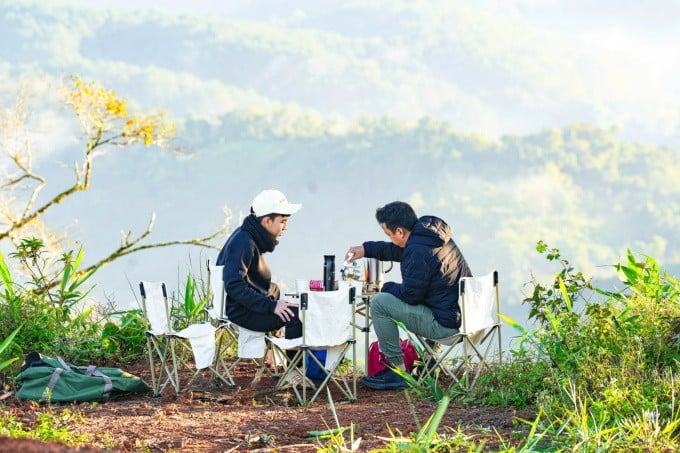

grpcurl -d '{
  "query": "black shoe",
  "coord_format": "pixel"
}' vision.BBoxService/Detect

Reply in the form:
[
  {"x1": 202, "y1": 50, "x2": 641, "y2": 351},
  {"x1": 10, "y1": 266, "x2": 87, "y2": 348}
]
[
  {"x1": 360, "y1": 369, "x2": 387, "y2": 385},
  {"x1": 360, "y1": 368, "x2": 407, "y2": 390}
]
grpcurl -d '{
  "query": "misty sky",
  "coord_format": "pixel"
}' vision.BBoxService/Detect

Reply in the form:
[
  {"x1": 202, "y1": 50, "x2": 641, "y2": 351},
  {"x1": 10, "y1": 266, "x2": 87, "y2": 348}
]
[{"x1": 64, "y1": 0, "x2": 680, "y2": 146}]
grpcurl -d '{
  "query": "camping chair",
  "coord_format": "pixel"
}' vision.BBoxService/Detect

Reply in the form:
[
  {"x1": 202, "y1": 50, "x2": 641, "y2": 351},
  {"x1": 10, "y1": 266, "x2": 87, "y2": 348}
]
[
  {"x1": 414, "y1": 270, "x2": 502, "y2": 389},
  {"x1": 205, "y1": 262, "x2": 239, "y2": 387},
  {"x1": 268, "y1": 284, "x2": 357, "y2": 406},
  {"x1": 206, "y1": 260, "x2": 280, "y2": 388},
  {"x1": 139, "y1": 281, "x2": 218, "y2": 396}
]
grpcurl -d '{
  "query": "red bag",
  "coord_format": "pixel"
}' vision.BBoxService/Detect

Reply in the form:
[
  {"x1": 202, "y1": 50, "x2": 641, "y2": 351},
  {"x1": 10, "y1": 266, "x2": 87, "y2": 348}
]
[{"x1": 367, "y1": 339, "x2": 420, "y2": 376}]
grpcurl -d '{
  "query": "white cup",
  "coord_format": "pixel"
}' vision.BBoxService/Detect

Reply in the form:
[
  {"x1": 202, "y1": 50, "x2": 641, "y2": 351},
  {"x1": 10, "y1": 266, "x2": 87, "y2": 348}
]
[{"x1": 295, "y1": 279, "x2": 309, "y2": 294}]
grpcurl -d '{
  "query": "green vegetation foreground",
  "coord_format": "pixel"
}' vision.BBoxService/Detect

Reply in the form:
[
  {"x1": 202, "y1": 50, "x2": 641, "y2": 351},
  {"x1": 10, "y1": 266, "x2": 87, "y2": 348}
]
[{"x1": 0, "y1": 241, "x2": 678, "y2": 451}]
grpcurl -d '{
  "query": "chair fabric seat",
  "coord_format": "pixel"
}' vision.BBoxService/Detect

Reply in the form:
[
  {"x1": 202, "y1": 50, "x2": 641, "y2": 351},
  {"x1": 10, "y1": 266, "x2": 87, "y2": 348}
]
[
  {"x1": 140, "y1": 280, "x2": 219, "y2": 396},
  {"x1": 268, "y1": 283, "x2": 357, "y2": 405},
  {"x1": 414, "y1": 270, "x2": 502, "y2": 389},
  {"x1": 174, "y1": 322, "x2": 217, "y2": 370}
]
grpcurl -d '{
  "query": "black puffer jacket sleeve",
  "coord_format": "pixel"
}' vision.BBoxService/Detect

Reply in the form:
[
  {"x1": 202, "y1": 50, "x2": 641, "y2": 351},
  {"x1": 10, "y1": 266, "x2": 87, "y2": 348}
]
[
  {"x1": 363, "y1": 241, "x2": 403, "y2": 262},
  {"x1": 381, "y1": 245, "x2": 431, "y2": 305},
  {"x1": 218, "y1": 230, "x2": 276, "y2": 314},
  {"x1": 362, "y1": 239, "x2": 431, "y2": 304}
]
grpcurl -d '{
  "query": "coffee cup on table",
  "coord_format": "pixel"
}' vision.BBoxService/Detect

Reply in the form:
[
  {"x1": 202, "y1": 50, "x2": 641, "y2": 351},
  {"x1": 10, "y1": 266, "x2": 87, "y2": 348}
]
[{"x1": 295, "y1": 279, "x2": 309, "y2": 294}]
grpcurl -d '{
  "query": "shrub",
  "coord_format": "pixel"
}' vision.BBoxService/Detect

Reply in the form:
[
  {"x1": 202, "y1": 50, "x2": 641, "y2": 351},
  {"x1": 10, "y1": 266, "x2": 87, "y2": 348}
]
[
  {"x1": 0, "y1": 238, "x2": 153, "y2": 370},
  {"x1": 469, "y1": 348, "x2": 551, "y2": 408},
  {"x1": 513, "y1": 242, "x2": 680, "y2": 449},
  {"x1": 0, "y1": 239, "x2": 102, "y2": 363}
]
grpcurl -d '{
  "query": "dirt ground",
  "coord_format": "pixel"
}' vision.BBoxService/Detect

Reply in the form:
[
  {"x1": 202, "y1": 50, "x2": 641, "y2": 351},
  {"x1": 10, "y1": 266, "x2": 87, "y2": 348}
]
[{"x1": 1, "y1": 361, "x2": 534, "y2": 452}]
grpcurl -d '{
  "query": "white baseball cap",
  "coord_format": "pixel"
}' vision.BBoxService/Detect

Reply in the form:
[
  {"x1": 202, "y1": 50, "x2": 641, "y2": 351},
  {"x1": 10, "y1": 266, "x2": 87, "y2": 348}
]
[{"x1": 251, "y1": 189, "x2": 302, "y2": 217}]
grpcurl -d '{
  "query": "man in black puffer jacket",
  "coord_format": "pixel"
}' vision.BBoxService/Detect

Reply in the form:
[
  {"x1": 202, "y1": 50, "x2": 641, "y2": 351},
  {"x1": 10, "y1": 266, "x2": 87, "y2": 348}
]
[
  {"x1": 216, "y1": 189, "x2": 303, "y2": 342},
  {"x1": 345, "y1": 201, "x2": 472, "y2": 390}
]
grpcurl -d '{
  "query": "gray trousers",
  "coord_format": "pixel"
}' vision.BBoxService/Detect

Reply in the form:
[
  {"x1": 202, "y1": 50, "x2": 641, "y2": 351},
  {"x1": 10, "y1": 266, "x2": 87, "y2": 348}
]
[{"x1": 370, "y1": 292, "x2": 459, "y2": 366}]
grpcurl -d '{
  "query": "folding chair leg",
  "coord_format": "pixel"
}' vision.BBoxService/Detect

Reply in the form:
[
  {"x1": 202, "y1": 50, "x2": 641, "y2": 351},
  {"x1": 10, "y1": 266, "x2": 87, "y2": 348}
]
[
  {"x1": 167, "y1": 338, "x2": 181, "y2": 395},
  {"x1": 250, "y1": 357, "x2": 269, "y2": 387},
  {"x1": 414, "y1": 335, "x2": 465, "y2": 387},
  {"x1": 145, "y1": 334, "x2": 181, "y2": 396},
  {"x1": 211, "y1": 357, "x2": 237, "y2": 388},
  {"x1": 146, "y1": 336, "x2": 161, "y2": 396},
  {"x1": 210, "y1": 329, "x2": 237, "y2": 388},
  {"x1": 307, "y1": 359, "x2": 355, "y2": 405},
  {"x1": 462, "y1": 325, "x2": 501, "y2": 389},
  {"x1": 274, "y1": 349, "x2": 302, "y2": 389},
  {"x1": 223, "y1": 339, "x2": 281, "y2": 389},
  {"x1": 274, "y1": 346, "x2": 356, "y2": 406}
]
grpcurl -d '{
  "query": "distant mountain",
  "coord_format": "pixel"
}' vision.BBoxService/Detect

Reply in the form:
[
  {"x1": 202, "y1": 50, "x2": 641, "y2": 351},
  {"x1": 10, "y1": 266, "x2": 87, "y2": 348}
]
[
  {"x1": 1, "y1": 0, "x2": 679, "y2": 144},
  {"x1": 54, "y1": 108, "x2": 680, "y2": 326},
  {"x1": 1, "y1": 0, "x2": 679, "y2": 335}
]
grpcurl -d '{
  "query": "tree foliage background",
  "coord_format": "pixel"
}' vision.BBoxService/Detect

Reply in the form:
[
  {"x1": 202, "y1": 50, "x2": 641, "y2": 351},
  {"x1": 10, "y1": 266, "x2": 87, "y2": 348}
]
[{"x1": 0, "y1": 0, "x2": 678, "y2": 335}]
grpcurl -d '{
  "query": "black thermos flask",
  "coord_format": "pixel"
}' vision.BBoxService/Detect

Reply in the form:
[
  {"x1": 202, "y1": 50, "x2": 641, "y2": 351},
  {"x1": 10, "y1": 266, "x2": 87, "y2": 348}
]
[{"x1": 323, "y1": 255, "x2": 335, "y2": 291}]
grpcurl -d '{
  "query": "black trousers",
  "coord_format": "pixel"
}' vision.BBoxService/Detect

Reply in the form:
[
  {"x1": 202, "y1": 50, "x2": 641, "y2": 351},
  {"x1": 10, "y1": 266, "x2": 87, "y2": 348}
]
[{"x1": 227, "y1": 283, "x2": 302, "y2": 340}]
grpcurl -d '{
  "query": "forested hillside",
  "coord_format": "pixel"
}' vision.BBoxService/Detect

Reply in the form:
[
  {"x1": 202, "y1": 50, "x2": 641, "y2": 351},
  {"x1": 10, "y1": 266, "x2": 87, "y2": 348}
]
[
  {"x1": 76, "y1": 110, "x2": 680, "y2": 324},
  {"x1": 1, "y1": 0, "x2": 678, "y2": 330}
]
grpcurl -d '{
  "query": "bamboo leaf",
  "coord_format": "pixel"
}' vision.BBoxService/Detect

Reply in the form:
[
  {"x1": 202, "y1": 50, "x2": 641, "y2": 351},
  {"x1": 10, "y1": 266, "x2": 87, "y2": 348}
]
[
  {"x1": 418, "y1": 396, "x2": 449, "y2": 445},
  {"x1": 67, "y1": 266, "x2": 99, "y2": 293},
  {"x1": 73, "y1": 246, "x2": 85, "y2": 270},
  {"x1": 0, "y1": 357, "x2": 19, "y2": 371},
  {"x1": 0, "y1": 326, "x2": 21, "y2": 355},
  {"x1": 61, "y1": 263, "x2": 72, "y2": 294},
  {"x1": 617, "y1": 265, "x2": 639, "y2": 285},
  {"x1": 558, "y1": 276, "x2": 572, "y2": 311},
  {"x1": 499, "y1": 314, "x2": 527, "y2": 335},
  {"x1": 0, "y1": 253, "x2": 14, "y2": 298}
]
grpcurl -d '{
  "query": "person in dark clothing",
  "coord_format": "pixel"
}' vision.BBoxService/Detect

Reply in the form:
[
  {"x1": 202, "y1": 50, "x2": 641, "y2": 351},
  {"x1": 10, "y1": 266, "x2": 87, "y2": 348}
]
[
  {"x1": 216, "y1": 189, "x2": 303, "y2": 339},
  {"x1": 345, "y1": 201, "x2": 472, "y2": 390}
]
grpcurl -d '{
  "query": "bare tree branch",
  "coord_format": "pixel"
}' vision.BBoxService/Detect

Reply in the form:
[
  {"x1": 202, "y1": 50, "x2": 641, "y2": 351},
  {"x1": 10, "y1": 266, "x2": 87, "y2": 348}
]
[
  {"x1": 65, "y1": 211, "x2": 231, "y2": 288},
  {"x1": 0, "y1": 76, "x2": 228, "y2": 290}
]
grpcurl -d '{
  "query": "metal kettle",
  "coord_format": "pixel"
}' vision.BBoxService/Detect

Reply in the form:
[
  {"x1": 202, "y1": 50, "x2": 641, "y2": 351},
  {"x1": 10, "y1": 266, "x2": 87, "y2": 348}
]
[{"x1": 364, "y1": 258, "x2": 393, "y2": 292}]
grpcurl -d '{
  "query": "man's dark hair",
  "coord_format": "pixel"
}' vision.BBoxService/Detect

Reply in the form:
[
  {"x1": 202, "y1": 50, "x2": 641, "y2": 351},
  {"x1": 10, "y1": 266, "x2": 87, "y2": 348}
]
[{"x1": 375, "y1": 201, "x2": 418, "y2": 232}]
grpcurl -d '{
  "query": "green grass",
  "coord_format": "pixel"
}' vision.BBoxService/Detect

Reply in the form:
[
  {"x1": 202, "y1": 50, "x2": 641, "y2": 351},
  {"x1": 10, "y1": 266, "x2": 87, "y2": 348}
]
[{"x1": 0, "y1": 408, "x2": 89, "y2": 446}]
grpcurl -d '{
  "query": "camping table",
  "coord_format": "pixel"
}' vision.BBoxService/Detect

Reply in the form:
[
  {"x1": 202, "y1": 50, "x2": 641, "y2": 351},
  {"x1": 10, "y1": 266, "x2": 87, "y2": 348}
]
[
  {"x1": 352, "y1": 290, "x2": 378, "y2": 371},
  {"x1": 287, "y1": 283, "x2": 375, "y2": 374}
]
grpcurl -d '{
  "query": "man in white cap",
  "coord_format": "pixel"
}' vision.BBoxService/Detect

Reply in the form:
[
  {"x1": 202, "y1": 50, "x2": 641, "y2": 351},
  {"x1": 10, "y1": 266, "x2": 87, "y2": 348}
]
[{"x1": 216, "y1": 189, "x2": 302, "y2": 337}]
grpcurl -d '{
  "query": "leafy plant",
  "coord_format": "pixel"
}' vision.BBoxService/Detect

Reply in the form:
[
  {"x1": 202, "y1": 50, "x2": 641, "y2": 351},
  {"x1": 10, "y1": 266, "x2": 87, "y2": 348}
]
[
  {"x1": 0, "y1": 239, "x2": 104, "y2": 363},
  {"x1": 509, "y1": 242, "x2": 680, "y2": 449},
  {"x1": 469, "y1": 349, "x2": 550, "y2": 408},
  {"x1": 10, "y1": 238, "x2": 99, "y2": 360},
  {"x1": 371, "y1": 396, "x2": 490, "y2": 452},
  {"x1": 0, "y1": 326, "x2": 21, "y2": 372},
  {"x1": 0, "y1": 239, "x2": 150, "y2": 366},
  {"x1": 100, "y1": 309, "x2": 147, "y2": 363},
  {"x1": 171, "y1": 273, "x2": 207, "y2": 330},
  {"x1": 523, "y1": 240, "x2": 593, "y2": 327}
]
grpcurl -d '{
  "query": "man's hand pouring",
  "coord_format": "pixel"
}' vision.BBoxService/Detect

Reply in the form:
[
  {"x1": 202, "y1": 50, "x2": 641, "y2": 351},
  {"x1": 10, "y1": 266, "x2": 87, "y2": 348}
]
[{"x1": 344, "y1": 246, "x2": 365, "y2": 264}]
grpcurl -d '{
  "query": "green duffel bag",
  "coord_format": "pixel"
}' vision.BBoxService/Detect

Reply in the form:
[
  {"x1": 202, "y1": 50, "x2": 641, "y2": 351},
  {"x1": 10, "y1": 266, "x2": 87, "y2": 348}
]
[{"x1": 16, "y1": 352, "x2": 150, "y2": 403}]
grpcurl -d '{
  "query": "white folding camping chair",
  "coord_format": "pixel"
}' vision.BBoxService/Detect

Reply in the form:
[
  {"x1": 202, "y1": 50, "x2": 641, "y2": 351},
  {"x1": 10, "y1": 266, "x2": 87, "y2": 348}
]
[
  {"x1": 139, "y1": 281, "x2": 218, "y2": 396},
  {"x1": 205, "y1": 262, "x2": 239, "y2": 387},
  {"x1": 268, "y1": 284, "x2": 357, "y2": 406},
  {"x1": 414, "y1": 270, "x2": 502, "y2": 389},
  {"x1": 206, "y1": 260, "x2": 280, "y2": 388}
]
